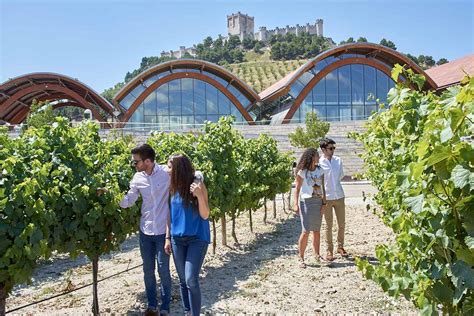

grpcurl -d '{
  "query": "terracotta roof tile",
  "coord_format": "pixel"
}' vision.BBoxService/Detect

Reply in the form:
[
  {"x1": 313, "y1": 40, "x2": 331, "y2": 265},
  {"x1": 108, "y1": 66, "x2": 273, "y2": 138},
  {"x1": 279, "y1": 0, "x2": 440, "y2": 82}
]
[{"x1": 425, "y1": 54, "x2": 474, "y2": 89}]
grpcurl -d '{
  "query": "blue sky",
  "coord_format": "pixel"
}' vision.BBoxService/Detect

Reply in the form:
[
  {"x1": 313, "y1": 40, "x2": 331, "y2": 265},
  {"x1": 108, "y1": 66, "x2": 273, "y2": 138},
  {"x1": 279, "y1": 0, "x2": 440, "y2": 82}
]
[{"x1": 1, "y1": 0, "x2": 473, "y2": 92}]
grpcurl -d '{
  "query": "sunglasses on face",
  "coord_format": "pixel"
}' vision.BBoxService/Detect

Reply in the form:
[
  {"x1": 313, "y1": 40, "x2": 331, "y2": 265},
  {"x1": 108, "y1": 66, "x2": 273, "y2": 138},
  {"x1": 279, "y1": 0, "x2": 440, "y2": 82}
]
[
  {"x1": 130, "y1": 159, "x2": 142, "y2": 166},
  {"x1": 327, "y1": 146, "x2": 336, "y2": 151}
]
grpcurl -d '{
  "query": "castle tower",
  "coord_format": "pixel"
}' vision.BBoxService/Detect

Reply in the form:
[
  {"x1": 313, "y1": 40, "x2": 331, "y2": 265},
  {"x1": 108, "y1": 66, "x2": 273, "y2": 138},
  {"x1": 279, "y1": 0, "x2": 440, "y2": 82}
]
[
  {"x1": 316, "y1": 19, "x2": 323, "y2": 36},
  {"x1": 256, "y1": 26, "x2": 267, "y2": 42},
  {"x1": 227, "y1": 11, "x2": 255, "y2": 40}
]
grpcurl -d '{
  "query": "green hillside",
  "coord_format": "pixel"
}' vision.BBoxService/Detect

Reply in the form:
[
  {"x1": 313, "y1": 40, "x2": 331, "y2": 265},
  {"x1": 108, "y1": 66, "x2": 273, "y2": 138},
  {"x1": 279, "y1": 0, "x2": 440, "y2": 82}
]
[{"x1": 224, "y1": 51, "x2": 307, "y2": 93}]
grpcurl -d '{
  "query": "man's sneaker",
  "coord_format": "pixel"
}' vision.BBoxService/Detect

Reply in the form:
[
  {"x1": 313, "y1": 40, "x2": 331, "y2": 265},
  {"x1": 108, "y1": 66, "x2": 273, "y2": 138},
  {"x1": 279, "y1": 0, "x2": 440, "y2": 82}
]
[
  {"x1": 337, "y1": 247, "x2": 349, "y2": 257},
  {"x1": 144, "y1": 307, "x2": 159, "y2": 316}
]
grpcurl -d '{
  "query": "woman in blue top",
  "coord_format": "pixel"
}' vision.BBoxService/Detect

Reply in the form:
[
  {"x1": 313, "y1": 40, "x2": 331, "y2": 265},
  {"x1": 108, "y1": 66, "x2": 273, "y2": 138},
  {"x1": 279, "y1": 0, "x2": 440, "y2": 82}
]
[{"x1": 166, "y1": 154, "x2": 210, "y2": 316}]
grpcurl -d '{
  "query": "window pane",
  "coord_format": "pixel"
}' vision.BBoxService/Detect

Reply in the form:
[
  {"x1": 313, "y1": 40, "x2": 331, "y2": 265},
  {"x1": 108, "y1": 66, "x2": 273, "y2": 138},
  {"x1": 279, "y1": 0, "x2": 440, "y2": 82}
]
[
  {"x1": 194, "y1": 80, "x2": 206, "y2": 115},
  {"x1": 311, "y1": 59, "x2": 327, "y2": 75},
  {"x1": 326, "y1": 70, "x2": 338, "y2": 105},
  {"x1": 234, "y1": 112, "x2": 244, "y2": 123},
  {"x1": 338, "y1": 65, "x2": 351, "y2": 105},
  {"x1": 169, "y1": 115, "x2": 181, "y2": 130},
  {"x1": 206, "y1": 114, "x2": 219, "y2": 122},
  {"x1": 228, "y1": 85, "x2": 242, "y2": 102},
  {"x1": 298, "y1": 71, "x2": 314, "y2": 86},
  {"x1": 129, "y1": 111, "x2": 138, "y2": 123},
  {"x1": 157, "y1": 116, "x2": 169, "y2": 131},
  {"x1": 218, "y1": 91, "x2": 231, "y2": 115},
  {"x1": 339, "y1": 105, "x2": 351, "y2": 121},
  {"x1": 290, "y1": 80, "x2": 305, "y2": 98},
  {"x1": 364, "y1": 65, "x2": 376, "y2": 106},
  {"x1": 314, "y1": 105, "x2": 326, "y2": 120},
  {"x1": 206, "y1": 83, "x2": 218, "y2": 114},
  {"x1": 181, "y1": 78, "x2": 194, "y2": 115},
  {"x1": 300, "y1": 94, "x2": 312, "y2": 122},
  {"x1": 156, "y1": 83, "x2": 169, "y2": 116},
  {"x1": 352, "y1": 106, "x2": 364, "y2": 120},
  {"x1": 130, "y1": 107, "x2": 142, "y2": 123},
  {"x1": 312, "y1": 79, "x2": 326, "y2": 120},
  {"x1": 169, "y1": 80, "x2": 182, "y2": 115},
  {"x1": 182, "y1": 115, "x2": 194, "y2": 128},
  {"x1": 120, "y1": 93, "x2": 136, "y2": 109},
  {"x1": 327, "y1": 106, "x2": 339, "y2": 121},
  {"x1": 365, "y1": 105, "x2": 377, "y2": 117},
  {"x1": 195, "y1": 115, "x2": 206, "y2": 126},
  {"x1": 376, "y1": 69, "x2": 389, "y2": 104},
  {"x1": 144, "y1": 115, "x2": 157, "y2": 125},
  {"x1": 143, "y1": 74, "x2": 158, "y2": 88},
  {"x1": 291, "y1": 107, "x2": 301, "y2": 123},
  {"x1": 130, "y1": 83, "x2": 146, "y2": 98},
  {"x1": 237, "y1": 93, "x2": 250, "y2": 108},
  {"x1": 144, "y1": 91, "x2": 157, "y2": 116},
  {"x1": 351, "y1": 64, "x2": 364, "y2": 106},
  {"x1": 313, "y1": 78, "x2": 325, "y2": 105}
]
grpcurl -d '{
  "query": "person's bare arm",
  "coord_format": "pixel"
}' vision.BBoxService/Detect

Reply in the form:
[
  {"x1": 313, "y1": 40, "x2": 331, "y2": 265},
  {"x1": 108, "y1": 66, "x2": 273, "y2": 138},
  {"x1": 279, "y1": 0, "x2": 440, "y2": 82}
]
[
  {"x1": 191, "y1": 182, "x2": 210, "y2": 219},
  {"x1": 164, "y1": 212, "x2": 171, "y2": 255},
  {"x1": 321, "y1": 174, "x2": 327, "y2": 215},
  {"x1": 294, "y1": 174, "x2": 303, "y2": 213}
]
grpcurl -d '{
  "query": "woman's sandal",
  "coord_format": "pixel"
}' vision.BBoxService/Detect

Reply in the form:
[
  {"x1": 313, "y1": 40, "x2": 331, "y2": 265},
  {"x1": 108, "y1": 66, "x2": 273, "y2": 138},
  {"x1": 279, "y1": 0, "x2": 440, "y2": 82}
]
[
  {"x1": 326, "y1": 251, "x2": 334, "y2": 261},
  {"x1": 298, "y1": 257, "x2": 307, "y2": 269},
  {"x1": 315, "y1": 254, "x2": 326, "y2": 264}
]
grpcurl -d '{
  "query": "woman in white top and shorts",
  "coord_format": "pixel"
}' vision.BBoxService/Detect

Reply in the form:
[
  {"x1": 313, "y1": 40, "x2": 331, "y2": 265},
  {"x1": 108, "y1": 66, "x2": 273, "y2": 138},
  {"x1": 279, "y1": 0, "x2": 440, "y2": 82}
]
[{"x1": 294, "y1": 148, "x2": 327, "y2": 268}]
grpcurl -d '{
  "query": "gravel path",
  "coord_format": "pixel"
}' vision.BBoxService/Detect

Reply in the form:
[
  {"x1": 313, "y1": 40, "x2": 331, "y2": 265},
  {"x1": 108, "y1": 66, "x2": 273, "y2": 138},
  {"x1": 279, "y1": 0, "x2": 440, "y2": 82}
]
[{"x1": 6, "y1": 184, "x2": 418, "y2": 315}]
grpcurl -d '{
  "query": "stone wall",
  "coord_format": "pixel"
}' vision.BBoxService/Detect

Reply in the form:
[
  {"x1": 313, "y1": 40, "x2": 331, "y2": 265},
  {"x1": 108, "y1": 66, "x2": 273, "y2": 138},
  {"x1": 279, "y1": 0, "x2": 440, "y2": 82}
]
[{"x1": 255, "y1": 20, "x2": 323, "y2": 42}]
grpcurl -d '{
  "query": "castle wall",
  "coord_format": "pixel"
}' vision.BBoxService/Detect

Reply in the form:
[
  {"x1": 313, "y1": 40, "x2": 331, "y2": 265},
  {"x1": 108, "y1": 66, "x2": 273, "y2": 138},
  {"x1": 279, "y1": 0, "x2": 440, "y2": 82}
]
[
  {"x1": 256, "y1": 20, "x2": 324, "y2": 41},
  {"x1": 163, "y1": 14, "x2": 324, "y2": 57}
]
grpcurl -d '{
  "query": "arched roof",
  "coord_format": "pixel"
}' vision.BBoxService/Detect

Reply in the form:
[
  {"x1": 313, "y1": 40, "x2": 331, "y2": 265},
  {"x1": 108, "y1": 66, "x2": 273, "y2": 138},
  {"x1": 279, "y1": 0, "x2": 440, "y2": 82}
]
[
  {"x1": 113, "y1": 59, "x2": 260, "y2": 124},
  {"x1": 0, "y1": 73, "x2": 115, "y2": 124},
  {"x1": 259, "y1": 43, "x2": 438, "y2": 102}
]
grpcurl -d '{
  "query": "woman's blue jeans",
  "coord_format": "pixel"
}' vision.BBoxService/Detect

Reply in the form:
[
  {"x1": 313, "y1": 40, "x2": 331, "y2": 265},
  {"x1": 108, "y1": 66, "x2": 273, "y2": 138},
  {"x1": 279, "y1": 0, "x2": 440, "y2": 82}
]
[
  {"x1": 171, "y1": 236, "x2": 208, "y2": 316},
  {"x1": 139, "y1": 231, "x2": 171, "y2": 313}
]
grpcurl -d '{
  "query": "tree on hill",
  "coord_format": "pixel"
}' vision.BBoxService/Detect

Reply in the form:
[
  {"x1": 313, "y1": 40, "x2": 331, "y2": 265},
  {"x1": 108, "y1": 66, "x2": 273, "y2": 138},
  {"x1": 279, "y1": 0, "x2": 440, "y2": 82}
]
[
  {"x1": 124, "y1": 56, "x2": 176, "y2": 83},
  {"x1": 379, "y1": 38, "x2": 397, "y2": 50},
  {"x1": 405, "y1": 53, "x2": 447, "y2": 70},
  {"x1": 339, "y1": 37, "x2": 355, "y2": 45},
  {"x1": 254, "y1": 41, "x2": 264, "y2": 54},
  {"x1": 226, "y1": 35, "x2": 241, "y2": 50},
  {"x1": 101, "y1": 82, "x2": 125, "y2": 103},
  {"x1": 436, "y1": 58, "x2": 448, "y2": 65},
  {"x1": 242, "y1": 37, "x2": 256, "y2": 49},
  {"x1": 270, "y1": 32, "x2": 334, "y2": 61}
]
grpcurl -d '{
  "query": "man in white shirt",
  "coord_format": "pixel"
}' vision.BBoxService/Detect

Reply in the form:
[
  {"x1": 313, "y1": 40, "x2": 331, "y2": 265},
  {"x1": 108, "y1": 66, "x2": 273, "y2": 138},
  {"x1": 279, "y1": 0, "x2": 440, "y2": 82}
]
[
  {"x1": 319, "y1": 138, "x2": 348, "y2": 261},
  {"x1": 119, "y1": 144, "x2": 171, "y2": 316}
]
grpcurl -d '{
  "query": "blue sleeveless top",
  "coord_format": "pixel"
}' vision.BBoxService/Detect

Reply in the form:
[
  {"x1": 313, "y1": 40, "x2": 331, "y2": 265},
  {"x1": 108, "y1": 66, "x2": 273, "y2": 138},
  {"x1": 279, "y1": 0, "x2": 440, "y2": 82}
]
[{"x1": 170, "y1": 193, "x2": 210, "y2": 243}]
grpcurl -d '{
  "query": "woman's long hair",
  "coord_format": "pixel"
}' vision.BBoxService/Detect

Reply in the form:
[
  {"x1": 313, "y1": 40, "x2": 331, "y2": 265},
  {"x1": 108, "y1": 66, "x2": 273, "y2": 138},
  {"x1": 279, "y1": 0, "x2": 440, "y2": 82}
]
[
  {"x1": 169, "y1": 154, "x2": 198, "y2": 209},
  {"x1": 295, "y1": 148, "x2": 319, "y2": 176}
]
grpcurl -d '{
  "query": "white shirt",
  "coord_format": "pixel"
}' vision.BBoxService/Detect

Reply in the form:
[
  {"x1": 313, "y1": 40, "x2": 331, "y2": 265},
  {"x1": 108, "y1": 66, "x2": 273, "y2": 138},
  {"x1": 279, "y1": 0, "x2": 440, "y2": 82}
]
[
  {"x1": 319, "y1": 155, "x2": 345, "y2": 200},
  {"x1": 297, "y1": 167, "x2": 324, "y2": 199},
  {"x1": 120, "y1": 164, "x2": 170, "y2": 235}
]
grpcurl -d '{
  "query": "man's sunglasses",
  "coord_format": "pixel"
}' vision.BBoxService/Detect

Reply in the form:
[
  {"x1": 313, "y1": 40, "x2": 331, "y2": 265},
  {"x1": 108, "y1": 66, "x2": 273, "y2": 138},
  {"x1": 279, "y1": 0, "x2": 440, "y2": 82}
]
[
  {"x1": 130, "y1": 159, "x2": 142, "y2": 166},
  {"x1": 327, "y1": 146, "x2": 336, "y2": 151}
]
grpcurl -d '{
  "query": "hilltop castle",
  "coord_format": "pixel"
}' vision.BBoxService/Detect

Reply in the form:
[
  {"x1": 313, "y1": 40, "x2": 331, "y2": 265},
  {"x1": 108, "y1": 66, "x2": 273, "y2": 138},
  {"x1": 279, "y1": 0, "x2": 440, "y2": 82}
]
[
  {"x1": 161, "y1": 12, "x2": 324, "y2": 58},
  {"x1": 227, "y1": 12, "x2": 323, "y2": 41}
]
